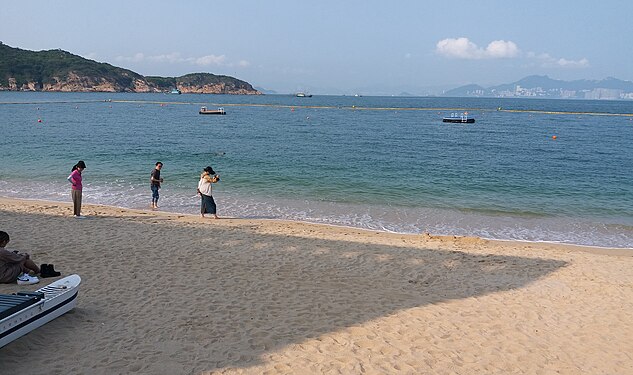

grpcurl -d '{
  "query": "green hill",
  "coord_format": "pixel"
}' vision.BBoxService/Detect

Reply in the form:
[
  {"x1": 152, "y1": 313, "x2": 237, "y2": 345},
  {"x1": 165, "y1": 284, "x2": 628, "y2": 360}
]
[{"x1": 0, "y1": 43, "x2": 260, "y2": 94}]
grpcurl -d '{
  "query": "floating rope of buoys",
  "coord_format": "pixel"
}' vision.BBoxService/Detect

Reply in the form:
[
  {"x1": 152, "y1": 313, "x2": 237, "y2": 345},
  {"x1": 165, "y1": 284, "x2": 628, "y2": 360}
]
[{"x1": 3, "y1": 99, "x2": 632, "y2": 118}]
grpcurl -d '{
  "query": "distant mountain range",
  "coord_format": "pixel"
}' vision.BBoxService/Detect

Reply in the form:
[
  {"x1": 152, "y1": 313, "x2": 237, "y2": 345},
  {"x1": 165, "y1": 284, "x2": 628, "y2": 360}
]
[
  {"x1": 0, "y1": 43, "x2": 260, "y2": 94},
  {"x1": 443, "y1": 75, "x2": 633, "y2": 100}
]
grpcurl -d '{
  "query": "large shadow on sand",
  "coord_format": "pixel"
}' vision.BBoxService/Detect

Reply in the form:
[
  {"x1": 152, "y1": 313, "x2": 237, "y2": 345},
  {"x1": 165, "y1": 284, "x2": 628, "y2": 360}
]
[{"x1": 0, "y1": 209, "x2": 567, "y2": 374}]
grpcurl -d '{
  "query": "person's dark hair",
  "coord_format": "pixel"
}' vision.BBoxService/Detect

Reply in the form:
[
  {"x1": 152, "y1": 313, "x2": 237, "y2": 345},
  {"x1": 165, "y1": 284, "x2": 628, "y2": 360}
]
[
  {"x1": 0, "y1": 231, "x2": 9, "y2": 244},
  {"x1": 71, "y1": 160, "x2": 87, "y2": 172},
  {"x1": 203, "y1": 166, "x2": 215, "y2": 174},
  {"x1": 156, "y1": 161, "x2": 163, "y2": 166}
]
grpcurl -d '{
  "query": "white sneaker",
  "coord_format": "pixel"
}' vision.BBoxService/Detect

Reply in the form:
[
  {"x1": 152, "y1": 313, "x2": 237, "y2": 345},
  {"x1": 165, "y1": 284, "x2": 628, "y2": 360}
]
[
  {"x1": 17, "y1": 273, "x2": 40, "y2": 285},
  {"x1": 74, "y1": 215, "x2": 86, "y2": 219}
]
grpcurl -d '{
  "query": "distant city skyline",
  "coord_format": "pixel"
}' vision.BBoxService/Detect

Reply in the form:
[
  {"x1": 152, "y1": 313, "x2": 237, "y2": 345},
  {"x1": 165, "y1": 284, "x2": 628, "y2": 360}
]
[{"x1": 1, "y1": 0, "x2": 632, "y2": 95}]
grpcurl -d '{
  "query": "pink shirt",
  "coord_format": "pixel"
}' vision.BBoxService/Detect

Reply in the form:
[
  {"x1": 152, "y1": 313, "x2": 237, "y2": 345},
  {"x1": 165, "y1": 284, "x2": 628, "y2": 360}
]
[{"x1": 70, "y1": 169, "x2": 82, "y2": 190}]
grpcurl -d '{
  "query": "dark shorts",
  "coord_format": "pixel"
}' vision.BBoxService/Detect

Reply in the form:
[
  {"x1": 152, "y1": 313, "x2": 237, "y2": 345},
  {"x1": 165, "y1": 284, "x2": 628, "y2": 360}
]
[
  {"x1": 201, "y1": 194, "x2": 216, "y2": 214},
  {"x1": 151, "y1": 185, "x2": 160, "y2": 200}
]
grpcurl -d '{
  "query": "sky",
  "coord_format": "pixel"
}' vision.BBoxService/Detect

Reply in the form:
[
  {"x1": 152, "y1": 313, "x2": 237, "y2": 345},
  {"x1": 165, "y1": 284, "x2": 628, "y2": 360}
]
[{"x1": 1, "y1": 0, "x2": 632, "y2": 95}]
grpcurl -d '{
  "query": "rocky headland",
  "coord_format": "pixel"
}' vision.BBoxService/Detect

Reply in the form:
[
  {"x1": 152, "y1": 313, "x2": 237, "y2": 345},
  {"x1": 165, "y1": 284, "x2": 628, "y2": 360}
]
[{"x1": 0, "y1": 43, "x2": 261, "y2": 94}]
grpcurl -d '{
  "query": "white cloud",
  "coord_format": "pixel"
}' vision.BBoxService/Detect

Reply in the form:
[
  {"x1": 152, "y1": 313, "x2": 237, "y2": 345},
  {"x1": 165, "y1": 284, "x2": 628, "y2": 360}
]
[
  {"x1": 436, "y1": 37, "x2": 519, "y2": 59},
  {"x1": 529, "y1": 52, "x2": 589, "y2": 68},
  {"x1": 556, "y1": 57, "x2": 589, "y2": 68},
  {"x1": 115, "y1": 52, "x2": 146, "y2": 63},
  {"x1": 436, "y1": 38, "x2": 589, "y2": 70},
  {"x1": 115, "y1": 52, "x2": 246, "y2": 68},
  {"x1": 436, "y1": 37, "x2": 481, "y2": 59},
  {"x1": 147, "y1": 52, "x2": 183, "y2": 63},
  {"x1": 485, "y1": 40, "x2": 519, "y2": 58},
  {"x1": 193, "y1": 55, "x2": 226, "y2": 66}
]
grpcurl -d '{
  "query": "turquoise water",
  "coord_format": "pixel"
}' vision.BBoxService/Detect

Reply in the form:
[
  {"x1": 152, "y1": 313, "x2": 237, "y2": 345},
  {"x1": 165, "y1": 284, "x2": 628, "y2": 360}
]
[{"x1": 1, "y1": 92, "x2": 632, "y2": 248}]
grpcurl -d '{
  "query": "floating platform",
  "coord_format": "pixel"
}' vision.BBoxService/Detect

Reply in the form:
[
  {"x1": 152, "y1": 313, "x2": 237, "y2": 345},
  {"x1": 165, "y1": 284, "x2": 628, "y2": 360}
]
[
  {"x1": 443, "y1": 113, "x2": 475, "y2": 123},
  {"x1": 199, "y1": 106, "x2": 226, "y2": 115}
]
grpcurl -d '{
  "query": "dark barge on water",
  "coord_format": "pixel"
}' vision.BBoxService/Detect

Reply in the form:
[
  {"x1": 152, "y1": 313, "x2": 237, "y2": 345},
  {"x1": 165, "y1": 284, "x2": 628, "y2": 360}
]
[
  {"x1": 442, "y1": 112, "x2": 475, "y2": 123},
  {"x1": 199, "y1": 106, "x2": 226, "y2": 115}
]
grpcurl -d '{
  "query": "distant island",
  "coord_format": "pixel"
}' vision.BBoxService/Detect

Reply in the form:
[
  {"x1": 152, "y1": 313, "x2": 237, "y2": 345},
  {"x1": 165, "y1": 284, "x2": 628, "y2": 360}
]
[
  {"x1": 0, "y1": 43, "x2": 261, "y2": 94},
  {"x1": 443, "y1": 75, "x2": 633, "y2": 100}
]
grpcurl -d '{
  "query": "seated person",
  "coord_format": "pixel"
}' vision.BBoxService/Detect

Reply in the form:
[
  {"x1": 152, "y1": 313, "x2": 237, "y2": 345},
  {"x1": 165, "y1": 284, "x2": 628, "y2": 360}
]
[{"x1": 0, "y1": 231, "x2": 59, "y2": 285}]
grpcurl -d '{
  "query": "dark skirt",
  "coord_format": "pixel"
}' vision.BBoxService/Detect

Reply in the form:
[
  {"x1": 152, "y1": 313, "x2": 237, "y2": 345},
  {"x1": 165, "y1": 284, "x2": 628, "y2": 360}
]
[{"x1": 200, "y1": 194, "x2": 216, "y2": 214}]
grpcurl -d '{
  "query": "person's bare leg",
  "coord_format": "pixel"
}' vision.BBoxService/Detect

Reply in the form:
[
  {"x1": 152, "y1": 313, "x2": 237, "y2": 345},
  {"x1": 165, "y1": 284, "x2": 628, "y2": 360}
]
[{"x1": 23, "y1": 259, "x2": 40, "y2": 274}]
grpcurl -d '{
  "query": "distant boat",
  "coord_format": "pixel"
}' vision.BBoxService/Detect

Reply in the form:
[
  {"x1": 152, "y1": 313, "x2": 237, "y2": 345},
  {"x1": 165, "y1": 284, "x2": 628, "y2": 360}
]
[
  {"x1": 442, "y1": 112, "x2": 475, "y2": 123},
  {"x1": 199, "y1": 106, "x2": 226, "y2": 115},
  {"x1": 170, "y1": 88, "x2": 181, "y2": 94},
  {"x1": 296, "y1": 92, "x2": 312, "y2": 97}
]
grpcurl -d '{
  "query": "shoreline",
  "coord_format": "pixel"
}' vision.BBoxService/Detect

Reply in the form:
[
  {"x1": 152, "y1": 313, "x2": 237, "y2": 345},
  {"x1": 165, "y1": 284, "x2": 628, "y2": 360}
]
[
  {"x1": 1, "y1": 196, "x2": 632, "y2": 373},
  {"x1": 1, "y1": 196, "x2": 631, "y2": 256}
]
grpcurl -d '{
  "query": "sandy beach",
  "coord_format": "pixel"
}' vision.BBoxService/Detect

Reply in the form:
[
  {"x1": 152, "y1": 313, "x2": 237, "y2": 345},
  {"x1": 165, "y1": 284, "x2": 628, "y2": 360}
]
[{"x1": 0, "y1": 197, "x2": 631, "y2": 374}]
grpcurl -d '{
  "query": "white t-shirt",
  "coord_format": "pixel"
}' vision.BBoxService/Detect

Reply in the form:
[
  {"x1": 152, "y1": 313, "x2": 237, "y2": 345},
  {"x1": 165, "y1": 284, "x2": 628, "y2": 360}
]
[{"x1": 198, "y1": 175, "x2": 213, "y2": 196}]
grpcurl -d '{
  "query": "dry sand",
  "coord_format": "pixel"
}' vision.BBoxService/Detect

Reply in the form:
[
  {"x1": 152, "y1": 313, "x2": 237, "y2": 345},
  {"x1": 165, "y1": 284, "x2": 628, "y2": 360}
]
[{"x1": 0, "y1": 197, "x2": 631, "y2": 374}]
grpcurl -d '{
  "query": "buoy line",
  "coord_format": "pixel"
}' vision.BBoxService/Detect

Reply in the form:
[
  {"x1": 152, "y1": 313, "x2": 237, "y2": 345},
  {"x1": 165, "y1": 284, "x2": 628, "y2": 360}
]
[
  {"x1": 0, "y1": 99, "x2": 113, "y2": 105},
  {"x1": 108, "y1": 101, "x2": 633, "y2": 117},
  {"x1": 1, "y1": 99, "x2": 631, "y2": 117}
]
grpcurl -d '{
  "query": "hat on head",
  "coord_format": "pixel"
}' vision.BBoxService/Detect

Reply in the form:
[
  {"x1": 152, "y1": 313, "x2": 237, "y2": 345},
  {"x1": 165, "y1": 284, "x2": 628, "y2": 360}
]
[
  {"x1": 76, "y1": 160, "x2": 87, "y2": 168},
  {"x1": 203, "y1": 166, "x2": 215, "y2": 174}
]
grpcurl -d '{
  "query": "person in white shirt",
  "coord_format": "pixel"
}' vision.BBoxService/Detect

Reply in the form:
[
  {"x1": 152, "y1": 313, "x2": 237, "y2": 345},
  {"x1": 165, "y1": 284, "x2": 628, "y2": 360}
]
[{"x1": 197, "y1": 166, "x2": 220, "y2": 219}]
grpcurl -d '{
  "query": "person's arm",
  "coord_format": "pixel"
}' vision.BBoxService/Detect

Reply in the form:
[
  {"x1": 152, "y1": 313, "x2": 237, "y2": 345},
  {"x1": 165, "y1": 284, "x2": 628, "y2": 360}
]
[
  {"x1": 0, "y1": 249, "x2": 27, "y2": 264},
  {"x1": 204, "y1": 174, "x2": 220, "y2": 183},
  {"x1": 68, "y1": 170, "x2": 78, "y2": 185}
]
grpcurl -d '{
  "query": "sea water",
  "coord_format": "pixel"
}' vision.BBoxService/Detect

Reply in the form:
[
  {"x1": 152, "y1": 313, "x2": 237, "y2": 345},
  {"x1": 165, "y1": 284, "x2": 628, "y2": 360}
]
[{"x1": 1, "y1": 92, "x2": 632, "y2": 248}]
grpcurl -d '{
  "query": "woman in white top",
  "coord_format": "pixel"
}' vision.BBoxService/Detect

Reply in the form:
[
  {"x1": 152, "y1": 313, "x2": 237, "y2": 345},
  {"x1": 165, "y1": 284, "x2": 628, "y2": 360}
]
[{"x1": 197, "y1": 166, "x2": 220, "y2": 218}]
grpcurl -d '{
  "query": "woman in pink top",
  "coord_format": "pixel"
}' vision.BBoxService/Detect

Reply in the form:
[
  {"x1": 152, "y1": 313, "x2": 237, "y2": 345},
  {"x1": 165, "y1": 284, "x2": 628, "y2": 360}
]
[{"x1": 68, "y1": 160, "x2": 86, "y2": 217}]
